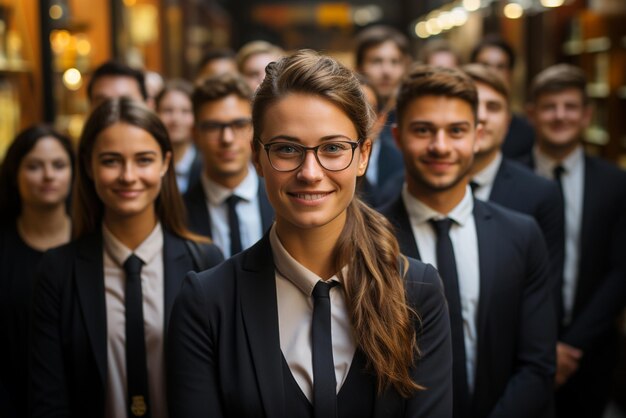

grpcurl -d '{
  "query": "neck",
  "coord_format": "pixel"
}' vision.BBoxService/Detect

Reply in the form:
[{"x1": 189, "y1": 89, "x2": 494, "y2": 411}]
[
  {"x1": 172, "y1": 141, "x2": 192, "y2": 164},
  {"x1": 18, "y1": 204, "x2": 71, "y2": 250},
  {"x1": 103, "y1": 210, "x2": 157, "y2": 250},
  {"x1": 207, "y1": 166, "x2": 249, "y2": 191},
  {"x1": 407, "y1": 178, "x2": 467, "y2": 215},
  {"x1": 537, "y1": 139, "x2": 580, "y2": 162},
  {"x1": 275, "y1": 215, "x2": 345, "y2": 280},
  {"x1": 470, "y1": 149, "x2": 500, "y2": 176}
]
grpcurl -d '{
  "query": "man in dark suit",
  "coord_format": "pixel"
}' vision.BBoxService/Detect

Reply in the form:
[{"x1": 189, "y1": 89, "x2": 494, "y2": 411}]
[
  {"x1": 470, "y1": 35, "x2": 534, "y2": 159},
  {"x1": 380, "y1": 65, "x2": 557, "y2": 418},
  {"x1": 522, "y1": 63, "x2": 626, "y2": 418},
  {"x1": 185, "y1": 73, "x2": 274, "y2": 258},
  {"x1": 463, "y1": 63, "x2": 565, "y2": 302}
]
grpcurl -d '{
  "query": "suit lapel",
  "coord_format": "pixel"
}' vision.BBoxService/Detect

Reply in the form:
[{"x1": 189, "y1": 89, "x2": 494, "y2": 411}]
[
  {"x1": 239, "y1": 235, "x2": 285, "y2": 417},
  {"x1": 489, "y1": 159, "x2": 513, "y2": 203},
  {"x1": 184, "y1": 182, "x2": 212, "y2": 238},
  {"x1": 163, "y1": 230, "x2": 192, "y2": 333},
  {"x1": 472, "y1": 201, "x2": 496, "y2": 373},
  {"x1": 257, "y1": 182, "x2": 275, "y2": 232},
  {"x1": 384, "y1": 195, "x2": 421, "y2": 259},
  {"x1": 74, "y1": 232, "x2": 108, "y2": 386},
  {"x1": 574, "y1": 156, "x2": 595, "y2": 313}
]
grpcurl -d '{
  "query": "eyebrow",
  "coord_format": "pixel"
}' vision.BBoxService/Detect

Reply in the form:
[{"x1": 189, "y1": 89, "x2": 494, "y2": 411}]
[
  {"x1": 97, "y1": 151, "x2": 159, "y2": 158},
  {"x1": 264, "y1": 134, "x2": 355, "y2": 143},
  {"x1": 408, "y1": 120, "x2": 472, "y2": 128}
]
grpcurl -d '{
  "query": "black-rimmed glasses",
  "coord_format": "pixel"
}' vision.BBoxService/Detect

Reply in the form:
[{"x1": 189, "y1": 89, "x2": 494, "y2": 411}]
[
  {"x1": 196, "y1": 118, "x2": 252, "y2": 139},
  {"x1": 256, "y1": 138, "x2": 362, "y2": 172}
]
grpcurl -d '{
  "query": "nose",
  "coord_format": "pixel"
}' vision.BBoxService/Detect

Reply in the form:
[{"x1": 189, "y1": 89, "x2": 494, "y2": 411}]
[
  {"x1": 554, "y1": 104, "x2": 567, "y2": 119},
  {"x1": 120, "y1": 162, "x2": 137, "y2": 183},
  {"x1": 220, "y1": 125, "x2": 235, "y2": 144},
  {"x1": 429, "y1": 129, "x2": 450, "y2": 155},
  {"x1": 43, "y1": 164, "x2": 55, "y2": 180},
  {"x1": 296, "y1": 150, "x2": 324, "y2": 183}
]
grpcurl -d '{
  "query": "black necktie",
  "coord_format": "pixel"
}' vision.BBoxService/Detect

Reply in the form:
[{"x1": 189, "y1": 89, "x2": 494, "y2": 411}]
[
  {"x1": 312, "y1": 280, "x2": 339, "y2": 418},
  {"x1": 429, "y1": 218, "x2": 469, "y2": 416},
  {"x1": 469, "y1": 180, "x2": 480, "y2": 195},
  {"x1": 553, "y1": 165, "x2": 565, "y2": 202},
  {"x1": 226, "y1": 195, "x2": 243, "y2": 256},
  {"x1": 123, "y1": 254, "x2": 151, "y2": 418}
]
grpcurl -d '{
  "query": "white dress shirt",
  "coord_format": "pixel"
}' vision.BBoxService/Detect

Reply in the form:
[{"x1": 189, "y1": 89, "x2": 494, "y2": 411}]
[
  {"x1": 102, "y1": 222, "x2": 167, "y2": 418},
  {"x1": 270, "y1": 226, "x2": 356, "y2": 401},
  {"x1": 201, "y1": 165, "x2": 264, "y2": 258},
  {"x1": 534, "y1": 145, "x2": 584, "y2": 324},
  {"x1": 365, "y1": 139, "x2": 381, "y2": 186},
  {"x1": 471, "y1": 152, "x2": 503, "y2": 201},
  {"x1": 402, "y1": 185, "x2": 480, "y2": 391},
  {"x1": 175, "y1": 145, "x2": 197, "y2": 194}
]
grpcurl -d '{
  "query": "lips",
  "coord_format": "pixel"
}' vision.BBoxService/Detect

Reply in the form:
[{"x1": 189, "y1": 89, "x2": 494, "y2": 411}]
[
  {"x1": 114, "y1": 189, "x2": 142, "y2": 198},
  {"x1": 287, "y1": 191, "x2": 333, "y2": 205},
  {"x1": 290, "y1": 192, "x2": 330, "y2": 200}
]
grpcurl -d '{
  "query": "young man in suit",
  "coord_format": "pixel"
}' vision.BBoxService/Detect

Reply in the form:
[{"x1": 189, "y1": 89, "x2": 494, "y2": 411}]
[
  {"x1": 464, "y1": 63, "x2": 565, "y2": 301},
  {"x1": 523, "y1": 63, "x2": 626, "y2": 418},
  {"x1": 354, "y1": 25, "x2": 410, "y2": 191},
  {"x1": 380, "y1": 65, "x2": 557, "y2": 418},
  {"x1": 470, "y1": 35, "x2": 534, "y2": 159},
  {"x1": 185, "y1": 73, "x2": 274, "y2": 258},
  {"x1": 87, "y1": 60, "x2": 147, "y2": 111}
]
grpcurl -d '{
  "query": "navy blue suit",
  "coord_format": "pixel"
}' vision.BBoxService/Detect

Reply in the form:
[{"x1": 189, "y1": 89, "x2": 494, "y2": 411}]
[
  {"x1": 183, "y1": 179, "x2": 274, "y2": 241},
  {"x1": 167, "y1": 233, "x2": 453, "y2": 417},
  {"x1": 29, "y1": 231, "x2": 223, "y2": 417},
  {"x1": 380, "y1": 195, "x2": 557, "y2": 418},
  {"x1": 519, "y1": 152, "x2": 626, "y2": 417}
]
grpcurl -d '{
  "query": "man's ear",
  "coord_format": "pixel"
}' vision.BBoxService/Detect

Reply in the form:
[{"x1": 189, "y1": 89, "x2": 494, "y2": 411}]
[
  {"x1": 392, "y1": 124, "x2": 402, "y2": 150},
  {"x1": 474, "y1": 123, "x2": 485, "y2": 153},
  {"x1": 526, "y1": 103, "x2": 536, "y2": 127}
]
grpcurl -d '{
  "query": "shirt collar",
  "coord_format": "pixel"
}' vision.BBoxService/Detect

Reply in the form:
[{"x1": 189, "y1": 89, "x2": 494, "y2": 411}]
[
  {"x1": 201, "y1": 164, "x2": 259, "y2": 205},
  {"x1": 533, "y1": 145, "x2": 584, "y2": 179},
  {"x1": 102, "y1": 222, "x2": 163, "y2": 267},
  {"x1": 175, "y1": 146, "x2": 196, "y2": 176},
  {"x1": 402, "y1": 183, "x2": 474, "y2": 226},
  {"x1": 269, "y1": 225, "x2": 343, "y2": 297},
  {"x1": 472, "y1": 152, "x2": 502, "y2": 189}
]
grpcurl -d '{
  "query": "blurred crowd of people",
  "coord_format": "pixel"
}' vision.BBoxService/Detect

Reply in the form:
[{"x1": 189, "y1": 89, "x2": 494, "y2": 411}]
[{"x1": 0, "y1": 26, "x2": 625, "y2": 418}]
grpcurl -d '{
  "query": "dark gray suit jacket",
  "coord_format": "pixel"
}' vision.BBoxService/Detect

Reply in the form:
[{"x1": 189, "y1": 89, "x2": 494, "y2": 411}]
[
  {"x1": 30, "y1": 231, "x2": 223, "y2": 417},
  {"x1": 380, "y1": 196, "x2": 557, "y2": 418},
  {"x1": 167, "y1": 234, "x2": 454, "y2": 417}
]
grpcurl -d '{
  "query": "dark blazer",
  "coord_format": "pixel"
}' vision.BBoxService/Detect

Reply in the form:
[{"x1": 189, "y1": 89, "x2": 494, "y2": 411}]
[
  {"x1": 519, "y1": 153, "x2": 626, "y2": 416},
  {"x1": 184, "y1": 178, "x2": 274, "y2": 239},
  {"x1": 30, "y1": 230, "x2": 223, "y2": 418},
  {"x1": 167, "y1": 234, "x2": 453, "y2": 418},
  {"x1": 501, "y1": 113, "x2": 534, "y2": 159},
  {"x1": 490, "y1": 158, "x2": 565, "y2": 305},
  {"x1": 185, "y1": 149, "x2": 203, "y2": 194},
  {"x1": 380, "y1": 196, "x2": 557, "y2": 418}
]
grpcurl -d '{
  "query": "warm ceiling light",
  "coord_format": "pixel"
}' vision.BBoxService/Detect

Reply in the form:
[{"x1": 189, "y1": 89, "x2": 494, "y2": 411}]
[
  {"x1": 463, "y1": 0, "x2": 481, "y2": 12},
  {"x1": 504, "y1": 3, "x2": 524, "y2": 19},
  {"x1": 541, "y1": 0, "x2": 565, "y2": 7}
]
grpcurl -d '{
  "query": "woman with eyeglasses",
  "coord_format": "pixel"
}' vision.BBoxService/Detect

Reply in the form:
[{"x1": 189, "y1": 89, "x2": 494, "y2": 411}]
[
  {"x1": 30, "y1": 98, "x2": 223, "y2": 418},
  {"x1": 167, "y1": 50, "x2": 452, "y2": 417}
]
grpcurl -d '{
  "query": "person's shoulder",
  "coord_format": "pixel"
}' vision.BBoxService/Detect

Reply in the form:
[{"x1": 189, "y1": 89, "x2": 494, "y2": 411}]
[
  {"x1": 586, "y1": 155, "x2": 626, "y2": 182},
  {"x1": 404, "y1": 257, "x2": 443, "y2": 300},
  {"x1": 475, "y1": 199, "x2": 541, "y2": 239}
]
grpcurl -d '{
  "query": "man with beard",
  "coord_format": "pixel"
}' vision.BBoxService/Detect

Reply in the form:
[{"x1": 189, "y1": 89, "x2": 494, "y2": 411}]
[{"x1": 380, "y1": 65, "x2": 556, "y2": 418}]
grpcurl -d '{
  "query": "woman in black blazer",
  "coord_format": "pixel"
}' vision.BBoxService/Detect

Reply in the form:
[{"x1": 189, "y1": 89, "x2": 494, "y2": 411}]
[
  {"x1": 30, "y1": 98, "x2": 223, "y2": 418},
  {"x1": 167, "y1": 50, "x2": 453, "y2": 418},
  {"x1": 0, "y1": 125, "x2": 74, "y2": 417}
]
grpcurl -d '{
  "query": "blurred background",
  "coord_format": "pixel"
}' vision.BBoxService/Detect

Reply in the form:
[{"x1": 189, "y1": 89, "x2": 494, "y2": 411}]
[{"x1": 1, "y1": 0, "x2": 625, "y2": 167}]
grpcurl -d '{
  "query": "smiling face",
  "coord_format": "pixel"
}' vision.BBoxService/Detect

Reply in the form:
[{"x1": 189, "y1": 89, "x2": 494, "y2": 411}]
[
  {"x1": 475, "y1": 81, "x2": 510, "y2": 158},
  {"x1": 194, "y1": 94, "x2": 253, "y2": 188},
  {"x1": 530, "y1": 88, "x2": 591, "y2": 155},
  {"x1": 394, "y1": 95, "x2": 480, "y2": 201},
  {"x1": 157, "y1": 89, "x2": 194, "y2": 146},
  {"x1": 254, "y1": 93, "x2": 370, "y2": 236},
  {"x1": 358, "y1": 40, "x2": 407, "y2": 102},
  {"x1": 18, "y1": 137, "x2": 72, "y2": 210},
  {"x1": 90, "y1": 122, "x2": 171, "y2": 226}
]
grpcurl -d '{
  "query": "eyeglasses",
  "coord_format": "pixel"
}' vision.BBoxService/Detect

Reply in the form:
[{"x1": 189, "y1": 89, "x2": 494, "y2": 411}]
[
  {"x1": 196, "y1": 118, "x2": 253, "y2": 139},
  {"x1": 256, "y1": 138, "x2": 362, "y2": 172}
]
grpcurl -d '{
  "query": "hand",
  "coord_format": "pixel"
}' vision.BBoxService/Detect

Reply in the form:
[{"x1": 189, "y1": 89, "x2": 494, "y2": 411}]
[{"x1": 555, "y1": 342, "x2": 583, "y2": 388}]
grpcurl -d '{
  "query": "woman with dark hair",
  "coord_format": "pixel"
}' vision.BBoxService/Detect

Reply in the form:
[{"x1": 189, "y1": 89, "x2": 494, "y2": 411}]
[
  {"x1": 167, "y1": 50, "x2": 452, "y2": 417},
  {"x1": 30, "y1": 97, "x2": 223, "y2": 418},
  {"x1": 0, "y1": 125, "x2": 74, "y2": 418},
  {"x1": 155, "y1": 79, "x2": 202, "y2": 193}
]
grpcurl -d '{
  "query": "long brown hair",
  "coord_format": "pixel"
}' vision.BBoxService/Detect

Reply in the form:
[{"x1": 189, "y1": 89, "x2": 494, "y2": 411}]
[
  {"x1": 253, "y1": 50, "x2": 421, "y2": 397},
  {"x1": 72, "y1": 97, "x2": 207, "y2": 243}
]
